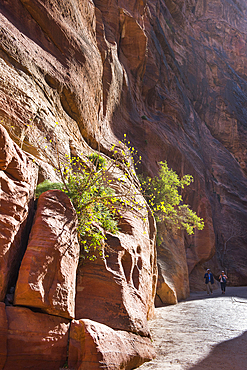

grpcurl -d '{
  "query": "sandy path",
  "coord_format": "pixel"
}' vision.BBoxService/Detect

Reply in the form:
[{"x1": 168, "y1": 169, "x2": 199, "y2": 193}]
[{"x1": 138, "y1": 287, "x2": 247, "y2": 370}]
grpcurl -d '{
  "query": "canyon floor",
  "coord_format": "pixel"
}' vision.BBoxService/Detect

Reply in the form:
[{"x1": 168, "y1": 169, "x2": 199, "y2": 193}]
[{"x1": 138, "y1": 287, "x2": 247, "y2": 370}]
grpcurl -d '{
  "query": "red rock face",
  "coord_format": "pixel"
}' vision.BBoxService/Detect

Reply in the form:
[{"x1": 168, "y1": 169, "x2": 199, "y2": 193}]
[
  {"x1": 76, "y1": 209, "x2": 157, "y2": 336},
  {"x1": 0, "y1": 1, "x2": 156, "y2": 367},
  {"x1": 142, "y1": 0, "x2": 247, "y2": 288},
  {"x1": 1, "y1": 0, "x2": 246, "y2": 366},
  {"x1": 155, "y1": 226, "x2": 189, "y2": 305},
  {"x1": 68, "y1": 319, "x2": 156, "y2": 370},
  {"x1": 4, "y1": 306, "x2": 70, "y2": 369},
  {"x1": 90, "y1": 0, "x2": 247, "y2": 293},
  {"x1": 102, "y1": 0, "x2": 247, "y2": 289},
  {"x1": 14, "y1": 190, "x2": 80, "y2": 319},
  {"x1": 0, "y1": 125, "x2": 38, "y2": 301},
  {"x1": 0, "y1": 303, "x2": 7, "y2": 369}
]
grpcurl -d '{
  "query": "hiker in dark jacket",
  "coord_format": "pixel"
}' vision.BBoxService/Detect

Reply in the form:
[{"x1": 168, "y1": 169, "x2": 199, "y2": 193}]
[{"x1": 204, "y1": 269, "x2": 214, "y2": 295}]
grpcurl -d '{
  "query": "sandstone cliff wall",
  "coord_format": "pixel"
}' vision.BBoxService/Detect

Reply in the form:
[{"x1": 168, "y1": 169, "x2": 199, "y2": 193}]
[
  {"x1": 0, "y1": 1, "x2": 247, "y2": 367},
  {"x1": 90, "y1": 0, "x2": 247, "y2": 292},
  {"x1": 0, "y1": 125, "x2": 156, "y2": 369}
]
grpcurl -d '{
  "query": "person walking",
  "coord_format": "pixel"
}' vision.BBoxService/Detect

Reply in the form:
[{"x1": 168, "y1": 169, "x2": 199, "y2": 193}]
[
  {"x1": 204, "y1": 268, "x2": 214, "y2": 295},
  {"x1": 219, "y1": 271, "x2": 228, "y2": 294}
]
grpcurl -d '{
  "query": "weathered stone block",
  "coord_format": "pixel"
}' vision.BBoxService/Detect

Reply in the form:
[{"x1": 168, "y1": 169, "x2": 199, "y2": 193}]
[
  {"x1": 68, "y1": 319, "x2": 155, "y2": 370},
  {"x1": 14, "y1": 190, "x2": 80, "y2": 319},
  {"x1": 0, "y1": 125, "x2": 37, "y2": 301},
  {"x1": 4, "y1": 306, "x2": 70, "y2": 370},
  {"x1": 75, "y1": 210, "x2": 157, "y2": 336}
]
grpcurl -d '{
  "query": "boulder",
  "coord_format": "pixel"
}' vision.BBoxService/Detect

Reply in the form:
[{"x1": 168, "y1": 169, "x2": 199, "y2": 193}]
[
  {"x1": 4, "y1": 306, "x2": 70, "y2": 370},
  {"x1": 14, "y1": 190, "x2": 80, "y2": 319},
  {"x1": 0, "y1": 125, "x2": 37, "y2": 301},
  {"x1": 68, "y1": 319, "x2": 156, "y2": 370}
]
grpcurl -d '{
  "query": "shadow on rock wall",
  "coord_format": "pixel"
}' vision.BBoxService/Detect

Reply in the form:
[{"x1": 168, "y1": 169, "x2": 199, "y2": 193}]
[{"x1": 107, "y1": 0, "x2": 247, "y2": 291}]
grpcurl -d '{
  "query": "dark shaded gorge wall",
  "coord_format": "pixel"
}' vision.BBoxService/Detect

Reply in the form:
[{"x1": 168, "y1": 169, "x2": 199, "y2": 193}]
[{"x1": 102, "y1": 0, "x2": 247, "y2": 291}]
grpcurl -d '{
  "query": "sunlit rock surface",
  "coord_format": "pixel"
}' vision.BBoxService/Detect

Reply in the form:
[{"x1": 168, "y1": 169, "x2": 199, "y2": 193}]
[
  {"x1": 76, "y1": 208, "x2": 157, "y2": 336},
  {"x1": 14, "y1": 190, "x2": 80, "y2": 319},
  {"x1": 68, "y1": 319, "x2": 155, "y2": 370},
  {"x1": 0, "y1": 125, "x2": 37, "y2": 301}
]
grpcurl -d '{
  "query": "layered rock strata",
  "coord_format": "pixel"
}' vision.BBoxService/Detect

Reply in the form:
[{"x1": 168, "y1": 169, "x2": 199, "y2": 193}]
[
  {"x1": 0, "y1": 68, "x2": 156, "y2": 370},
  {"x1": 96, "y1": 0, "x2": 247, "y2": 290},
  {"x1": 0, "y1": 182, "x2": 156, "y2": 369}
]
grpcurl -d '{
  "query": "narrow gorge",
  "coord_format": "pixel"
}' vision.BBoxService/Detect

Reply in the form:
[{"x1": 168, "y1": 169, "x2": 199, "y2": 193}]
[{"x1": 0, "y1": 0, "x2": 247, "y2": 369}]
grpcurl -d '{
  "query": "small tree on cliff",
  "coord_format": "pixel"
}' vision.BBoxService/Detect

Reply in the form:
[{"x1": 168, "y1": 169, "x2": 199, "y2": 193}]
[
  {"x1": 139, "y1": 161, "x2": 204, "y2": 238},
  {"x1": 33, "y1": 129, "x2": 145, "y2": 259}
]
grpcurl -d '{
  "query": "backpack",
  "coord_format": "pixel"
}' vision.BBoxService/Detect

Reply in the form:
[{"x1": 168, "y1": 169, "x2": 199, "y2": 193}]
[{"x1": 222, "y1": 276, "x2": 226, "y2": 283}]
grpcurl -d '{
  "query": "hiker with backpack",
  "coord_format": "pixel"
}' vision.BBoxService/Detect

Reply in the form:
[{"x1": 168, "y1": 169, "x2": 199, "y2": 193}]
[{"x1": 219, "y1": 271, "x2": 228, "y2": 294}]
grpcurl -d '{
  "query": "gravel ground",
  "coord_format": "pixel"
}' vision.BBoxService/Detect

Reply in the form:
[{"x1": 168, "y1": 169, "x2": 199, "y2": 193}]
[{"x1": 138, "y1": 287, "x2": 247, "y2": 370}]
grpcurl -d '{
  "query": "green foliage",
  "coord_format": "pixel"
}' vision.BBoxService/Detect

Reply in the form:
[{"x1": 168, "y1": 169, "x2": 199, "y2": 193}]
[
  {"x1": 35, "y1": 179, "x2": 63, "y2": 198},
  {"x1": 88, "y1": 153, "x2": 107, "y2": 170},
  {"x1": 139, "y1": 161, "x2": 204, "y2": 235},
  {"x1": 34, "y1": 133, "x2": 144, "y2": 261},
  {"x1": 33, "y1": 120, "x2": 203, "y2": 260},
  {"x1": 63, "y1": 162, "x2": 119, "y2": 259}
]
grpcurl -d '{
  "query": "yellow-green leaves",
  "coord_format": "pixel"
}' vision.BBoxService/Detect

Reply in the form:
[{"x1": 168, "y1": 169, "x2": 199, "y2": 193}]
[
  {"x1": 139, "y1": 161, "x2": 204, "y2": 235},
  {"x1": 35, "y1": 128, "x2": 203, "y2": 261}
]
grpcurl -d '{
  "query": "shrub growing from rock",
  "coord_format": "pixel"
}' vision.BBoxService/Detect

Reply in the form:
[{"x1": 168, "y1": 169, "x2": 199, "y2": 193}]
[
  {"x1": 139, "y1": 161, "x2": 204, "y2": 236},
  {"x1": 35, "y1": 130, "x2": 204, "y2": 259}
]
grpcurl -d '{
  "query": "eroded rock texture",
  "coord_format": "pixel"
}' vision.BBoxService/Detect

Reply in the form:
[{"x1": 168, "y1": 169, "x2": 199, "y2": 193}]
[
  {"x1": 155, "y1": 226, "x2": 189, "y2": 305},
  {"x1": 68, "y1": 319, "x2": 156, "y2": 370},
  {"x1": 140, "y1": 0, "x2": 247, "y2": 289},
  {"x1": 95, "y1": 0, "x2": 247, "y2": 291},
  {"x1": 76, "y1": 209, "x2": 157, "y2": 336},
  {"x1": 14, "y1": 189, "x2": 80, "y2": 319},
  {"x1": 0, "y1": 125, "x2": 37, "y2": 301},
  {"x1": 0, "y1": 108, "x2": 156, "y2": 368},
  {"x1": 0, "y1": 1, "x2": 158, "y2": 367}
]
